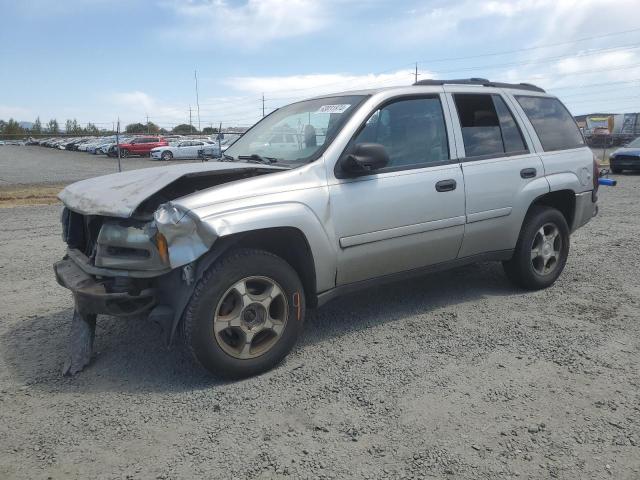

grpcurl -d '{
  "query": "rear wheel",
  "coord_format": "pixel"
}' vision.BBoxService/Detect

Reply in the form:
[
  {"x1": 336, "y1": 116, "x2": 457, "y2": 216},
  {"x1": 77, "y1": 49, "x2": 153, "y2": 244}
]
[
  {"x1": 183, "y1": 248, "x2": 305, "y2": 379},
  {"x1": 503, "y1": 206, "x2": 570, "y2": 290}
]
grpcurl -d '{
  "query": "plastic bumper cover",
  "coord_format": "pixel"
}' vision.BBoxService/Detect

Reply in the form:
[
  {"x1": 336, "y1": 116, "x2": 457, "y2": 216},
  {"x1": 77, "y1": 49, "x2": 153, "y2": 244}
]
[{"x1": 54, "y1": 256, "x2": 156, "y2": 316}]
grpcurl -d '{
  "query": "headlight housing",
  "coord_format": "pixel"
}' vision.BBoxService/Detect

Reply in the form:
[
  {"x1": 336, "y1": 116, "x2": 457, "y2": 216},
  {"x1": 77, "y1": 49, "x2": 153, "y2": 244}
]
[{"x1": 153, "y1": 203, "x2": 216, "y2": 268}]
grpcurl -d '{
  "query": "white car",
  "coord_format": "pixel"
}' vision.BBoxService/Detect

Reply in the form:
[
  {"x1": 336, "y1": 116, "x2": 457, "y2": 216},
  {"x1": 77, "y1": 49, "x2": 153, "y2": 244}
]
[{"x1": 150, "y1": 140, "x2": 215, "y2": 161}]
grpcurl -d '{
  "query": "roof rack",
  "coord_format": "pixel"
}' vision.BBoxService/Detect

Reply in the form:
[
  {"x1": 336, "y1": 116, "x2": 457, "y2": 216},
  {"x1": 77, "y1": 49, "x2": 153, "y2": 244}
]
[{"x1": 413, "y1": 78, "x2": 545, "y2": 93}]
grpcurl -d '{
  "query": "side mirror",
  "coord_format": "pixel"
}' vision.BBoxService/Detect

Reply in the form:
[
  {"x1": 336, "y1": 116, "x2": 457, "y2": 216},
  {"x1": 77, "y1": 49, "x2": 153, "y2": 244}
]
[{"x1": 340, "y1": 143, "x2": 389, "y2": 174}]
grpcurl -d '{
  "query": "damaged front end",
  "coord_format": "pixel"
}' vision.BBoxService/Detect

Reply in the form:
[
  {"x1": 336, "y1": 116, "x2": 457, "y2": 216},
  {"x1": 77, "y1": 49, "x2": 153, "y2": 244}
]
[{"x1": 53, "y1": 163, "x2": 280, "y2": 374}]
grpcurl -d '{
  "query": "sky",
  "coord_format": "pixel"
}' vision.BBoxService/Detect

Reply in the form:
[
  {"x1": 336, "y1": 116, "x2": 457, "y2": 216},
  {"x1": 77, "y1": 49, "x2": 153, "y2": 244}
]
[{"x1": 1, "y1": 0, "x2": 640, "y2": 130}]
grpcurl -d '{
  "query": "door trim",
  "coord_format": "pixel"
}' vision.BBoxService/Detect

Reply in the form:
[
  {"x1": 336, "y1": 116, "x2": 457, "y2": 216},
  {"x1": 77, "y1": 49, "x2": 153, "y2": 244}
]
[
  {"x1": 340, "y1": 215, "x2": 466, "y2": 248},
  {"x1": 466, "y1": 207, "x2": 512, "y2": 224}
]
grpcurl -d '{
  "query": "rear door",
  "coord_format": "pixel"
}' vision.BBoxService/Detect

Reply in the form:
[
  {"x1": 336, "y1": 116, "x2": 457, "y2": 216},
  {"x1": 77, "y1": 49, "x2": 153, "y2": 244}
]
[
  {"x1": 445, "y1": 88, "x2": 548, "y2": 257},
  {"x1": 329, "y1": 94, "x2": 466, "y2": 285}
]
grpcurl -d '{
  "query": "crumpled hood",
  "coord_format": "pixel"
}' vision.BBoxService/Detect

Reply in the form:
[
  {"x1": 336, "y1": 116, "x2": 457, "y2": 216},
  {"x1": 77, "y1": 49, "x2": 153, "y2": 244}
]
[{"x1": 58, "y1": 162, "x2": 283, "y2": 218}]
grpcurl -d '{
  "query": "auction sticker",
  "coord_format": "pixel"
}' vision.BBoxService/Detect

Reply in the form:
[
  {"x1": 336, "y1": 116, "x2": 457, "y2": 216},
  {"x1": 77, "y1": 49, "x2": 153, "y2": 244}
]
[{"x1": 316, "y1": 104, "x2": 351, "y2": 114}]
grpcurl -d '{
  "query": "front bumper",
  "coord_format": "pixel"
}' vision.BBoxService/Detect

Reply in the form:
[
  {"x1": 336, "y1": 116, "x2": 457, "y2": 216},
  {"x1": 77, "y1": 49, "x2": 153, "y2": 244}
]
[
  {"x1": 54, "y1": 256, "x2": 156, "y2": 316},
  {"x1": 610, "y1": 157, "x2": 640, "y2": 170}
]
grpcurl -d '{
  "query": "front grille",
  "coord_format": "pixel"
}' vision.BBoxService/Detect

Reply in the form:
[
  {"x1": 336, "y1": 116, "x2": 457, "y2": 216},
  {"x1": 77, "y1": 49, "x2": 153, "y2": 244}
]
[{"x1": 62, "y1": 208, "x2": 104, "y2": 260}]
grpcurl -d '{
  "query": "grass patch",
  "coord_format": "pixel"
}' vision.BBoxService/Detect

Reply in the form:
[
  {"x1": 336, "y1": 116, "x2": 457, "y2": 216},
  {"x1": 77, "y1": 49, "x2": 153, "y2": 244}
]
[{"x1": 0, "y1": 184, "x2": 65, "y2": 208}]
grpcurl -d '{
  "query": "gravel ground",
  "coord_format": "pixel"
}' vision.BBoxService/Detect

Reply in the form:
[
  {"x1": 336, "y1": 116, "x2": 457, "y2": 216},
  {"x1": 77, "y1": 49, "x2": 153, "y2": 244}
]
[
  {"x1": 0, "y1": 145, "x2": 199, "y2": 185},
  {"x1": 0, "y1": 149, "x2": 639, "y2": 479}
]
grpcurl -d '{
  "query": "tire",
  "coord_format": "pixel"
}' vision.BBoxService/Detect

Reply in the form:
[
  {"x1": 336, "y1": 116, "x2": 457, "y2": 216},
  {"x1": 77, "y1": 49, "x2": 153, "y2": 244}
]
[
  {"x1": 183, "y1": 248, "x2": 305, "y2": 379},
  {"x1": 161, "y1": 151, "x2": 173, "y2": 161},
  {"x1": 502, "y1": 206, "x2": 570, "y2": 290},
  {"x1": 120, "y1": 149, "x2": 129, "y2": 158}
]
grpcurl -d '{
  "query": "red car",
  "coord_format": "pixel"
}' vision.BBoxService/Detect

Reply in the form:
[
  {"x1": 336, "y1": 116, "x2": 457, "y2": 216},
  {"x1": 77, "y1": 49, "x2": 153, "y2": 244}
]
[{"x1": 118, "y1": 136, "x2": 168, "y2": 157}]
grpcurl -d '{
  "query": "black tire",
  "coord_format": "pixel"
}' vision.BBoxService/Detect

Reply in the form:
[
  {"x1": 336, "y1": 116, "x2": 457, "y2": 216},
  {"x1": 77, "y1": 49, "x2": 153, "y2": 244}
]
[
  {"x1": 161, "y1": 151, "x2": 173, "y2": 161},
  {"x1": 120, "y1": 148, "x2": 129, "y2": 158},
  {"x1": 502, "y1": 206, "x2": 570, "y2": 290},
  {"x1": 183, "y1": 248, "x2": 305, "y2": 379}
]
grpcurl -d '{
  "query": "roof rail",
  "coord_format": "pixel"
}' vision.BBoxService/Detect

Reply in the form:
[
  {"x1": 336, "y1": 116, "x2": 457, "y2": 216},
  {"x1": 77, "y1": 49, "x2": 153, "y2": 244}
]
[{"x1": 414, "y1": 78, "x2": 545, "y2": 93}]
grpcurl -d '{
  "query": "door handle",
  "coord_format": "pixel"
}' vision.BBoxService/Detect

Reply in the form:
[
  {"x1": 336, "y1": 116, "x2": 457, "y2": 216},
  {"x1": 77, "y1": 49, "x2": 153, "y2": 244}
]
[
  {"x1": 520, "y1": 168, "x2": 537, "y2": 179},
  {"x1": 435, "y1": 179, "x2": 457, "y2": 192}
]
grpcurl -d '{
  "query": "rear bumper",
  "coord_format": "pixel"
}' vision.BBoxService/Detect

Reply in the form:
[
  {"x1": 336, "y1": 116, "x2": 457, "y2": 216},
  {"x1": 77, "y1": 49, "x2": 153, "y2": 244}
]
[
  {"x1": 571, "y1": 191, "x2": 598, "y2": 232},
  {"x1": 54, "y1": 256, "x2": 156, "y2": 316}
]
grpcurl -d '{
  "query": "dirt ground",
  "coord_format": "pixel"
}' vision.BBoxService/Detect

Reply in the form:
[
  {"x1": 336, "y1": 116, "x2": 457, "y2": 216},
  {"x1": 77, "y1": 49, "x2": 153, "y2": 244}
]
[{"x1": 0, "y1": 146, "x2": 638, "y2": 479}]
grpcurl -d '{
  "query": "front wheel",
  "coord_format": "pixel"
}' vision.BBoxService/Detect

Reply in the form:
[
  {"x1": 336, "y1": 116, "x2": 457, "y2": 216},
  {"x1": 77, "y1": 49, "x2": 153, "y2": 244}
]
[
  {"x1": 119, "y1": 149, "x2": 129, "y2": 158},
  {"x1": 161, "y1": 151, "x2": 173, "y2": 161},
  {"x1": 503, "y1": 206, "x2": 570, "y2": 290},
  {"x1": 183, "y1": 248, "x2": 305, "y2": 379}
]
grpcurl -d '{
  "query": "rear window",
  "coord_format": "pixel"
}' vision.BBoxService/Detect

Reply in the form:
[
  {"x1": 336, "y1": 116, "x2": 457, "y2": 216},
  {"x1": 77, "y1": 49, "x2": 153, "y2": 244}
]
[{"x1": 515, "y1": 96, "x2": 584, "y2": 151}]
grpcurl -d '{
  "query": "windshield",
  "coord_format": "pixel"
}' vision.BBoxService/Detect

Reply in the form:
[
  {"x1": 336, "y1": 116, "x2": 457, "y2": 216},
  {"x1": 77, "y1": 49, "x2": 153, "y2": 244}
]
[
  {"x1": 225, "y1": 95, "x2": 367, "y2": 166},
  {"x1": 627, "y1": 137, "x2": 640, "y2": 148}
]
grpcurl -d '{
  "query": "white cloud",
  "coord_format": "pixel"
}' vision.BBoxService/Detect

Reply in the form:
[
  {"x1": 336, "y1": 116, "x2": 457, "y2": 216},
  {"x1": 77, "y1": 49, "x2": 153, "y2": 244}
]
[
  {"x1": 224, "y1": 69, "x2": 427, "y2": 97},
  {"x1": 0, "y1": 105, "x2": 32, "y2": 120},
  {"x1": 164, "y1": 0, "x2": 327, "y2": 47}
]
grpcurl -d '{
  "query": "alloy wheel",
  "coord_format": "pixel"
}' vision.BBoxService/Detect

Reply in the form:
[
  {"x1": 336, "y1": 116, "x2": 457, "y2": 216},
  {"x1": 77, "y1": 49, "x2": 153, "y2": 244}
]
[
  {"x1": 213, "y1": 276, "x2": 288, "y2": 359},
  {"x1": 530, "y1": 223, "x2": 562, "y2": 275}
]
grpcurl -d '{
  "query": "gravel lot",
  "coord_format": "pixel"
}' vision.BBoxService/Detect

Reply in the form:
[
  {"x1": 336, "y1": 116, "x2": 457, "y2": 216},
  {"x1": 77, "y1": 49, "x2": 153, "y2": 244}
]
[{"x1": 0, "y1": 147, "x2": 638, "y2": 479}]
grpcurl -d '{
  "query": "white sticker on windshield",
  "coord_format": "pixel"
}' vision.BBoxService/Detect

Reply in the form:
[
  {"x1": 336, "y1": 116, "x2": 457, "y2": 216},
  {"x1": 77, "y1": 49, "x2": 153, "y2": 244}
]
[{"x1": 315, "y1": 104, "x2": 351, "y2": 114}]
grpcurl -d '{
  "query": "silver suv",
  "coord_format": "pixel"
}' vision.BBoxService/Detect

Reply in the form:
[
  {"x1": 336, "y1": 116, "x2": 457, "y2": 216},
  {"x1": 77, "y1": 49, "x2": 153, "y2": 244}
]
[{"x1": 55, "y1": 78, "x2": 599, "y2": 378}]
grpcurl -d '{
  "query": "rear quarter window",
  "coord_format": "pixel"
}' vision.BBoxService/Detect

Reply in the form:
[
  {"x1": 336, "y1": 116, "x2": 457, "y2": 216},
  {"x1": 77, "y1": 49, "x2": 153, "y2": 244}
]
[{"x1": 515, "y1": 96, "x2": 584, "y2": 152}]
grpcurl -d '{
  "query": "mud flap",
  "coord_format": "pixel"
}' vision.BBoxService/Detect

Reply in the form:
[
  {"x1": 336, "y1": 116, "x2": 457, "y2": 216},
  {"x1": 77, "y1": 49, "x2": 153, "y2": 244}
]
[{"x1": 62, "y1": 309, "x2": 97, "y2": 376}]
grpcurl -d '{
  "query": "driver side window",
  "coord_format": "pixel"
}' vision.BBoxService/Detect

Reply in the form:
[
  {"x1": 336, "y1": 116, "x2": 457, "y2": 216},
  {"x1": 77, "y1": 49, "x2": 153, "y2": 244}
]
[{"x1": 353, "y1": 97, "x2": 450, "y2": 169}]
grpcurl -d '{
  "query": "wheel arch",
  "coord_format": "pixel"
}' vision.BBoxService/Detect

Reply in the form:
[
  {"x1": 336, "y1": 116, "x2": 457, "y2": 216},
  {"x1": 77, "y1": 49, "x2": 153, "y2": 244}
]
[{"x1": 526, "y1": 189, "x2": 576, "y2": 229}]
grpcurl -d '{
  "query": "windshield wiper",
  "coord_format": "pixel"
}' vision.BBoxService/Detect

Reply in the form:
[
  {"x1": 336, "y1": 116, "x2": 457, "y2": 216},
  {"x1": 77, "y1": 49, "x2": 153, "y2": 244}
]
[
  {"x1": 238, "y1": 154, "x2": 279, "y2": 164},
  {"x1": 220, "y1": 153, "x2": 235, "y2": 162}
]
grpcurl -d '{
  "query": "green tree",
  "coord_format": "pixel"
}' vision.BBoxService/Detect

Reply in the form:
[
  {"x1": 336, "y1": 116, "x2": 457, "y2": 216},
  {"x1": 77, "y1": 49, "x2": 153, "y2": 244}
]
[
  {"x1": 125, "y1": 122, "x2": 146, "y2": 134},
  {"x1": 47, "y1": 119, "x2": 60, "y2": 134},
  {"x1": 32, "y1": 117, "x2": 42, "y2": 134},
  {"x1": 5, "y1": 118, "x2": 24, "y2": 136},
  {"x1": 85, "y1": 123, "x2": 99, "y2": 135},
  {"x1": 172, "y1": 124, "x2": 197, "y2": 135},
  {"x1": 201, "y1": 126, "x2": 218, "y2": 135},
  {"x1": 146, "y1": 121, "x2": 160, "y2": 134}
]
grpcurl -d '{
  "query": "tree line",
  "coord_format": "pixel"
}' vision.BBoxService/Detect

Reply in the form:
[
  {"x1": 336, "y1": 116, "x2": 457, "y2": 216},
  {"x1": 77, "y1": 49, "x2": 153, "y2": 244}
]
[{"x1": 0, "y1": 117, "x2": 217, "y2": 138}]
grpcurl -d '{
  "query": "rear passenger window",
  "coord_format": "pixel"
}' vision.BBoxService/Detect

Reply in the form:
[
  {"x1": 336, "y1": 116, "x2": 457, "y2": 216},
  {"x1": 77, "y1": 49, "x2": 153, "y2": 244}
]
[
  {"x1": 454, "y1": 94, "x2": 527, "y2": 158},
  {"x1": 353, "y1": 96, "x2": 449, "y2": 168},
  {"x1": 515, "y1": 96, "x2": 584, "y2": 151}
]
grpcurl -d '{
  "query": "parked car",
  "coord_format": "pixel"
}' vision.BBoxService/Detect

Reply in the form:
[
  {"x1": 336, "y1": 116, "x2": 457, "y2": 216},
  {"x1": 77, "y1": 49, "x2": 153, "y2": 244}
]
[
  {"x1": 116, "y1": 136, "x2": 168, "y2": 157},
  {"x1": 55, "y1": 78, "x2": 598, "y2": 378},
  {"x1": 608, "y1": 136, "x2": 640, "y2": 173},
  {"x1": 150, "y1": 139, "x2": 216, "y2": 161}
]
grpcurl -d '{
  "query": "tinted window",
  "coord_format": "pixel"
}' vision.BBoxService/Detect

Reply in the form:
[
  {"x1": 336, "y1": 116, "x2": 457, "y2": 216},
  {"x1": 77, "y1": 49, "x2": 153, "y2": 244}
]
[
  {"x1": 454, "y1": 94, "x2": 527, "y2": 158},
  {"x1": 516, "y1": 96, "x2": 584, "y2": 151},
  {"x1": 353, "y1": 97, "x2": 449, "y2": 168}
]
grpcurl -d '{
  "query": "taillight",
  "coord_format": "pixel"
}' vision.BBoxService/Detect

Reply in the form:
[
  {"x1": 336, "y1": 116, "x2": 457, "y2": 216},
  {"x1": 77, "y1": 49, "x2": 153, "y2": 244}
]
[{"x1": 593, "y1": 154, "x2": 600, "y2": 192}]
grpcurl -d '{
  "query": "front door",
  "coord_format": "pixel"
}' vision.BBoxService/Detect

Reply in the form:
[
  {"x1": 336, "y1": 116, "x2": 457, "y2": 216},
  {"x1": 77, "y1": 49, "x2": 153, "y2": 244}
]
[{"x1": 329, "y1": 95, "x2": 466, "y2": 285}]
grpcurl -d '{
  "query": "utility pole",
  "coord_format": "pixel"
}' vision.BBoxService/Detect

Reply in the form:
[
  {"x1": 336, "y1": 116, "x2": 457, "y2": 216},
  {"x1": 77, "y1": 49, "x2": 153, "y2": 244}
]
[
  {"x1": 116, "y1": 118, "x2": 122, "y2": 173},
  {"x1": 189, "y1": 106, "x2": 193, "y2": 134},
  {"x1": 262, "y1": 93, "x2": 265, "y2": 118},
  {"x1": 414, "y1": 62, "x2": 420, "y2": 84},
  {"x1": 146, "y1": 114, "x2": 150, "y2": 133},
  {"x1": 194, "y1": 70, "x2": 201, "y2": 133}
]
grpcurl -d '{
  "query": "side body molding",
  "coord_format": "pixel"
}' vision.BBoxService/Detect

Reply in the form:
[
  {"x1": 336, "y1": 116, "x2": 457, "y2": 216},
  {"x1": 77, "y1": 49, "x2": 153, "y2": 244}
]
[{"x1": 197, "y1": 202, "x2": 338, "y2": 293}]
